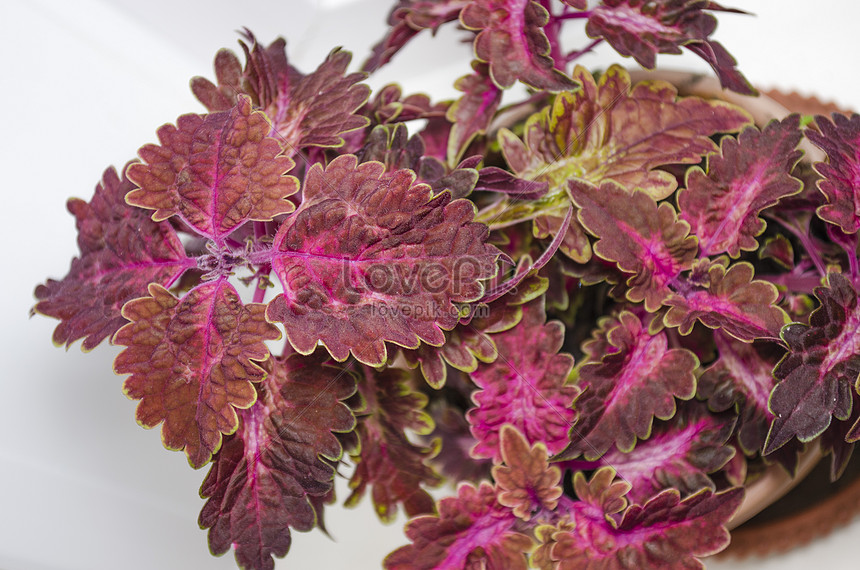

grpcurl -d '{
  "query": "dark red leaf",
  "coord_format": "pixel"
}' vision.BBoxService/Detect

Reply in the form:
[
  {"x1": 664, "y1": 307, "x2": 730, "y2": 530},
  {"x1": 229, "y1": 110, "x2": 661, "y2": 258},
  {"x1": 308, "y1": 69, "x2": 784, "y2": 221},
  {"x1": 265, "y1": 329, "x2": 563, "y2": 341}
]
[
  {"x1": 765, "y1": 272, "x2": 860, "y2": 454},
  {"x1": 485, "y1": 65, "x2": 750, "y2": 261},
  {"x1": 570, "y1": 179, "x2": 698, "y2": 311},
  {"x1": 679, "y1": 115, "x2": 804, "y2": 258},
  {"x1": 193, "y1": 39, "x2": 369, "y2": 154},
  {"x1": 191, "y1": 48, "x2": 244, "y2": 112},
  {"x1": 346, "y1": 367, "x2": 442, "y2": 522},
  {"x1": 806, "y1": 113, "x2": 860, "y2": 234},
  {"x1": 363, "y1": 0, "x2": 470, "y2": 72},
  {"x1": 664, "y1": 259, "x2": 788, "y2": 342},
  {"x1": 561, "y1": 311, "x2": 698, "y2": 460},
  {"x1": 33, "y1": 165, "x2": 193, "y2": 350},
  {"x1": 698, "y1": 331, "x2": 782, "y2": 454},
  {"x1": 271, "y1": 48, "x2": 370, "y2": 152},
  {"x1": 126, "y1": 96, "x2": 299, "y2": 241},
  {"x1": 267, "y1": 155, "x2": 500, "y2": 366},
  {"x1": 403, "y1": 326, "x2": 498, "y2": 389},
  {"x1": 592, "y1": 401, "x2": 736, "y2": 505},
  {"x1": 536, "y1": 468, "x2": 742, "y2": 569},
  {"x1": 357, "y1": 123, "x2": 479, "y2": 199},
  {"x1": 684, "y1": 39, "x2": 756, "y2": 96},
  {"x1": 475, "y1": 166, "x2": 549, "y2": 200},
  {"x1": 191, "y1": 35, "x2": 303, "y2": 113},
  {"x1": 586, "y1": 0, "x2": 754, "y2": 94},
  {"x1": 493, "y1": 425, "x2": 563, "y2": 521},
  {"x1": 460, "y1": 0, "x2": 577, "y2": 90},
  {"x1": 113, "y1": 278, "x2": 280, "y2": 468},
  {"x1": 447, "y1": 62, "x2": 503, "y2": 165},
  {"x1": 403, "y1": 261, "x2": 548, "y2": 388},
  {"x1": 499, "y1": 64, "x2": 751, "y2": 200},
  {"x1": 468, "y1": 300, "x2": 579, "y2": 462},
  {"x1": 200, "y1": 353, "x2": 357, "y2": 570},
  {"x1": 384, "y1": 482, "x2": 532, "y2": 570}
]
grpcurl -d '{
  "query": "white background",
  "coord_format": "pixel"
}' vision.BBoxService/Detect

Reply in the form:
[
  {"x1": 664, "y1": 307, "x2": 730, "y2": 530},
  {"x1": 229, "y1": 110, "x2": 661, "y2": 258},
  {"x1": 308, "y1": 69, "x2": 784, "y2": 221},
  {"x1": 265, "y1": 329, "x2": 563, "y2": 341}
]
[{"x1": 2, "y1": 1, "x2": 860, "y2": 569}]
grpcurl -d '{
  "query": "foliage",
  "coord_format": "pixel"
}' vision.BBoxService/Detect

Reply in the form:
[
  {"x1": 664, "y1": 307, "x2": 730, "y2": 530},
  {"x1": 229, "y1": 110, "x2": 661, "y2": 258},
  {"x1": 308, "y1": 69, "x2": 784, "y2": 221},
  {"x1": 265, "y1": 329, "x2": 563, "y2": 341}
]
[{"x1": 34, "y1": 1, "x2": 860, "y2": 568}]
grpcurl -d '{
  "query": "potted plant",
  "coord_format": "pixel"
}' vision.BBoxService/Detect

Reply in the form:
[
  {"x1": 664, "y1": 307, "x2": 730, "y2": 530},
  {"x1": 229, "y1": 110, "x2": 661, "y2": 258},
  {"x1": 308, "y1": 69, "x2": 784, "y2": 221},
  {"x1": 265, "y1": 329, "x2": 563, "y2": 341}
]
[{"x1": 30, "y1": 1, "x2": 860, "y2": 568}]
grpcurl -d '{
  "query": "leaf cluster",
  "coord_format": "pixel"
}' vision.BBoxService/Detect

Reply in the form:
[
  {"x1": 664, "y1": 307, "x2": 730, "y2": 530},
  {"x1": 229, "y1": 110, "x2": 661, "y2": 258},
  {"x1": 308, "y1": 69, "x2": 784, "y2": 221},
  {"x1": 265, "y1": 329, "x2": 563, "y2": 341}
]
[{"x1": 34, "y1": 2, "x2": 860, "y2": 569}]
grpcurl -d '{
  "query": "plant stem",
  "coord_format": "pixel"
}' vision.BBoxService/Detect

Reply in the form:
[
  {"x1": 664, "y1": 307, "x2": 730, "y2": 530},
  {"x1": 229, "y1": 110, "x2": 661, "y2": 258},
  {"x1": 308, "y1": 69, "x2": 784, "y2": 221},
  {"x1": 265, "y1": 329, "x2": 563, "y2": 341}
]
[
  {"x1": 554, "y1": 12, "x2": 590, "y2": 21},
  {"x1": 252, "y1": 276, "x2": 268, "y2": 304},
  {"x1": 566, "y1": 39, "x2": 603, "y2": 64}
]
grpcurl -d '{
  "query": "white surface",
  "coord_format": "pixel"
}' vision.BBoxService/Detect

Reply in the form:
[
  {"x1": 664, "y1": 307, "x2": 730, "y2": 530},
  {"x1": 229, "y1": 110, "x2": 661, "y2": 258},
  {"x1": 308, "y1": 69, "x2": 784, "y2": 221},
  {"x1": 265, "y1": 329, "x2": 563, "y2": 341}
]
[{"x1": 2, "y1": 1, "x2": 860, "y2": 569}]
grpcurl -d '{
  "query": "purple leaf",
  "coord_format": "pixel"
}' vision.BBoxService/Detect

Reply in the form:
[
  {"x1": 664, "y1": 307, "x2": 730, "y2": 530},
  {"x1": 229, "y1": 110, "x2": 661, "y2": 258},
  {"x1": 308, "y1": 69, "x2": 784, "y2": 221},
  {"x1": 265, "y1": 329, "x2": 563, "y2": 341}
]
[
  {"x1": 33, "y1": 165, "x2": 193, "y2": 350},
  {"x1": 806, "y1": 113, "x2": 860, "y2": 234},
  {"x1": 493, "y1": 425, "x2": 563, "y2": 521},
  {"x1": 590, "y1": 401, "x2": 736, "y2": 505},
  {"x1": 586, "y1": 0, "x2": 754, "y2": 94},
  {"x1": 384, "y1": 482, "x2": 532, "y2": 570},
  {"x1": 561, "y1": 311, "x2": 698, "y2": 460},
  {"x1": 425, "y1": 398, "x2": 493, "y2": 482},
  {"x1": 460, "y1": 0, "x2": 577, "y2": 90},
  {"x1": 679, "y1": 115, "x2": 804, "y2": 258},
  {"x1": 199, "y1": 353, "x2": 356, "y2": 570},
  {"x1": 113, "y1": 278, "x2": 281, "y2": 468},
  {"x1": 698, "y1": 331, "x2": 782, "y2": 454},
  {"x1": 447, "y1": 62, "x2": 503, "y2": 164},
  {"x1": 664, "y1": 259, "x2": 789, "y2": 342},
  {"x1": 536, "y1": 468, "x2": 743, "y2": 569},
  {"x1": 765, "y1": 272, "x2": 860, "y2": 454},
  {"x1": 822, "y1": 388, "x2": 860, "y2": 480},
  {"x1": 266, "y1": 155, "x2": 500, "y2": 366},
  {"x1": 126, "y1": 96, "x2": 299, "y2": 242},
  {"x1": 363, "y1": 0, "x2": 470, "y2": 72},
  {"x1": 570, "y1": 179, "x2": 698, "y2": 311},
  {"x1": 467, "y1": 300, "x2": 579, "y2": 462},
  {"x1": 346, "y1": 367, "x2": 442, "y2": 522}
]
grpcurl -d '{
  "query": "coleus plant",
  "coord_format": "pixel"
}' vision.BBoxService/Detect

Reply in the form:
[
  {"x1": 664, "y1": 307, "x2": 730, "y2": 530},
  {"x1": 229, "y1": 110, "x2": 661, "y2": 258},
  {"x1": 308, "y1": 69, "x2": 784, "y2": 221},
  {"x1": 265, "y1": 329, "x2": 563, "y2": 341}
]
[{"x1": 32, "y1": 0, "x2": 860, "y2": 568}]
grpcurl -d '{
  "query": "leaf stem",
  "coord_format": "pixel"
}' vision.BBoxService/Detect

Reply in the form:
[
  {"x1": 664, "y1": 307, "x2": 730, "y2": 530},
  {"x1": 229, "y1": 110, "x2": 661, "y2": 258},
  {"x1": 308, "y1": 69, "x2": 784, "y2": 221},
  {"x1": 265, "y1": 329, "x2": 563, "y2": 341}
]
[
  {"x1": 565, "y1": 39, "x2": 603, "y2": 64},
  {"x1": 758, "y1": 269, "x2": 822, "y2": 295},
  {"x1": 767, "y1": 213, "x2": 827, "y2": 278},
  {"x1": 542, "y1": 0, "x2": 565, "y2": 71},
  {"x1": 554, "y1": 12, "x2": 590, "y2": 21},
  {"x1": 252, "y1": 277, "x2": 268, "y2": 304}
]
